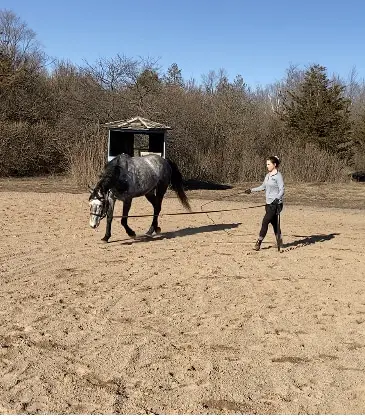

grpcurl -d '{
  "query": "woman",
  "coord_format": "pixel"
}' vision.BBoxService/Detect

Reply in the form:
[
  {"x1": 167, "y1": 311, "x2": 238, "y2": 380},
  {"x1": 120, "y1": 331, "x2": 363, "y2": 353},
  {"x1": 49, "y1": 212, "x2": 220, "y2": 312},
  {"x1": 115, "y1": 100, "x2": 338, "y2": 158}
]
[{"x1": 244, "y1": 156, "x2": 284, "y2": 251}]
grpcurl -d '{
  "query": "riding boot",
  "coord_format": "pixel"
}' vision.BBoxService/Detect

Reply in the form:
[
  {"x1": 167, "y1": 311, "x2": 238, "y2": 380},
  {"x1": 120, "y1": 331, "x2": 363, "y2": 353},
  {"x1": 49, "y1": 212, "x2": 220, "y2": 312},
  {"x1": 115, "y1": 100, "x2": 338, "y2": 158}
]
[
  {"x1": 253, "y1": 239, "x2": 262, "y2": 251},
  {"x1": 275, "y1": 235, "x2": 283, "y2": 248}
]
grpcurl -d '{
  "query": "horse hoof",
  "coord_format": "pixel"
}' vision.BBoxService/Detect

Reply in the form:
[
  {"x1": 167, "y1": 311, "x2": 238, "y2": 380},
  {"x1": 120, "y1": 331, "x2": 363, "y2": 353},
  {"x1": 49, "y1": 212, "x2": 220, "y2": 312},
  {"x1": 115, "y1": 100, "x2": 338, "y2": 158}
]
[
  {"x1": 101, "y1": 237, "x2": 109, "y2": 243},
  {"x1": 155, "y1": 227, "x2": 161, "y2": 234}
]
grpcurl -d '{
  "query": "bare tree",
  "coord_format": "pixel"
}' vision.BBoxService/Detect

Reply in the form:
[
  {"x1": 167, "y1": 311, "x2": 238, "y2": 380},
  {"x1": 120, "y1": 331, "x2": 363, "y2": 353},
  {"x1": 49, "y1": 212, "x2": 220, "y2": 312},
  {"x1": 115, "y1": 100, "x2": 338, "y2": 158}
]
[
  {"x1": 82, "y1": 55, "x2": 160, "y2": 91},
  {"x1": 0, "y1": 9, "x2": 46, "y2": 71}
]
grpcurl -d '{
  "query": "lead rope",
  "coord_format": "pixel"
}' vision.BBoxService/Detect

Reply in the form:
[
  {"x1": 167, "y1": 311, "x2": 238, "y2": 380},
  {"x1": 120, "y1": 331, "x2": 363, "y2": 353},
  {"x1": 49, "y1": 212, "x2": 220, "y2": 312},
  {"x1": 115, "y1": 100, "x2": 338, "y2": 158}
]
[{"x1": 199, "y1": 188, "x2": 262, "y2": 238}]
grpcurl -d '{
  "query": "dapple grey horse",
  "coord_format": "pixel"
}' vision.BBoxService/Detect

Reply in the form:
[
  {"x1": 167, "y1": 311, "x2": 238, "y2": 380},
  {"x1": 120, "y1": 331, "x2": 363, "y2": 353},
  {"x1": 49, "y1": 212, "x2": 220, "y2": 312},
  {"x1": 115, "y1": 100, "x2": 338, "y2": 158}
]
[{"x1": 89, "y1": 153, "x2": 191, "y2": 242}]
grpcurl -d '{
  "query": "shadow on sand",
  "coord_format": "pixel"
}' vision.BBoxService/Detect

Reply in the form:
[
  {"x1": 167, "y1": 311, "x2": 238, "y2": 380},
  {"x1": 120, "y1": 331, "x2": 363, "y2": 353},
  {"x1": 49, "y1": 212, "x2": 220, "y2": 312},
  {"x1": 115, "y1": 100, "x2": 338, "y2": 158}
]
[
  {"x1": 281, "y1": 233, "x2": 340, "y2": 251},
  {"x1": 107, "y1": 223, "x2": 241, "y2": 244}
]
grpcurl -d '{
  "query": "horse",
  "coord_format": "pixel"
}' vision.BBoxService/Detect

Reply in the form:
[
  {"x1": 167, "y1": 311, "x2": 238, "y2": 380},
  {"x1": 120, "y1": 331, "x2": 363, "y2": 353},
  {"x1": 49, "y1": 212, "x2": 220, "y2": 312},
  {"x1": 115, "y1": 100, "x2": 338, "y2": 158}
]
[{"x1": 88, "y1": 153, "x2": 191, "y2": 242}]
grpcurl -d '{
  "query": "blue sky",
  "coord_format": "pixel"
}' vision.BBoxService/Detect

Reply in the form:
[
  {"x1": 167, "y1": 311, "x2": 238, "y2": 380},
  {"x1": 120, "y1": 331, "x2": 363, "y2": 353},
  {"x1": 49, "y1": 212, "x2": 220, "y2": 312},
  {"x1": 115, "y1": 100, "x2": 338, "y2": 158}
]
[{"x1": 2, "y1": 0, "x2": 365, "y2": 87}]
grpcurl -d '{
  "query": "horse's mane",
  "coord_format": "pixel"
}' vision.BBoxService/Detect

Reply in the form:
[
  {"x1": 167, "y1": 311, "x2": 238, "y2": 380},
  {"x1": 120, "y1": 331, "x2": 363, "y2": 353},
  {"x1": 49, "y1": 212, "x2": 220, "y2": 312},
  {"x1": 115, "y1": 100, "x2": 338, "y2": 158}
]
[{"x1": 97, "y1": 154, "x2": 130, "y2": 192}]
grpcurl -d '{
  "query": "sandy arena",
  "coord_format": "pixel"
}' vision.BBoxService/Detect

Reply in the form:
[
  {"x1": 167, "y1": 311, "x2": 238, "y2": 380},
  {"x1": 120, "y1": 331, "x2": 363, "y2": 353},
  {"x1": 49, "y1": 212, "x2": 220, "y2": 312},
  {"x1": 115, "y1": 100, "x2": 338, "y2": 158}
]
[{"x1": 0, "y1": 180, "x2": 364, "y2": 414}]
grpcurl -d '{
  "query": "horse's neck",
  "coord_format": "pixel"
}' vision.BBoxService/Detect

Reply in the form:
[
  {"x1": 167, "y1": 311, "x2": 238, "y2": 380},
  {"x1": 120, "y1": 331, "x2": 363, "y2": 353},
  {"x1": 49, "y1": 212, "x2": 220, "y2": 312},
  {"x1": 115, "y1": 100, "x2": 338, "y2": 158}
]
[
  {"x1": 100, "y1": 162, "x2": 123, "y2": 191},
  {"x1": 97, "y1": 177, "x2": 111, "y2": 194}
]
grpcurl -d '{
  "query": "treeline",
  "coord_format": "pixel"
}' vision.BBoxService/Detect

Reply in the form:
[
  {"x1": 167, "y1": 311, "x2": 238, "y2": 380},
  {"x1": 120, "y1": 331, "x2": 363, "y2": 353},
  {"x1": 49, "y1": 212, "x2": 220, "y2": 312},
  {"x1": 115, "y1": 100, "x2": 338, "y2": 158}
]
[{"x1": 1, "y1": 9, "x2": 365, "y2": 184}]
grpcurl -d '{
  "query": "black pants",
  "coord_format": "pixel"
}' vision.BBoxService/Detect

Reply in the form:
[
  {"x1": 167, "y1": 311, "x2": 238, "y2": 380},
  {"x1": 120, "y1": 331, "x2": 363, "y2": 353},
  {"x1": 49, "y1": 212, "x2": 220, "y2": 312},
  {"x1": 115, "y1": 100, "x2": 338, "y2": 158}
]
[{"x1": 259, "y1": 203, "x2": 283, "y2": 239}]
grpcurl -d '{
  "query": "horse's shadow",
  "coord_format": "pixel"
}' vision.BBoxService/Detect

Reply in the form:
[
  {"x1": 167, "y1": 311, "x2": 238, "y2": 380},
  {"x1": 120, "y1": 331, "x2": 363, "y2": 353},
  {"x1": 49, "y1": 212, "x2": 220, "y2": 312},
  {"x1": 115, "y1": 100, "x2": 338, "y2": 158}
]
[
  {"x1": 110, "y1": 223, "x2": 241, "y2": 244},
  {"x1": 282, "y1": 233, "x2": 340, "y2": 250}
]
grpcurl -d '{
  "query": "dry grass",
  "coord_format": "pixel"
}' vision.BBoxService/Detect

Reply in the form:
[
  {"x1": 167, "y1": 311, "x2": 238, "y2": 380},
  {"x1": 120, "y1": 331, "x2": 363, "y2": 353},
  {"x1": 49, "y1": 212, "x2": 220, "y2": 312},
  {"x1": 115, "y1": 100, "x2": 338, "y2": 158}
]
[{"x1": 65, "y1": 129, "x2": 107, "y2": 187}]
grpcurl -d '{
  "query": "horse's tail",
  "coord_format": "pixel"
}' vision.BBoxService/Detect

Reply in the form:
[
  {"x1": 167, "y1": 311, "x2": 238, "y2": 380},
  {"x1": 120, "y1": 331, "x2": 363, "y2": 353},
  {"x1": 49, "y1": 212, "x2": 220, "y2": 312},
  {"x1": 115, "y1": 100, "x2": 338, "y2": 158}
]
[{"x1": 167, "y1": 159, "x2": 191, "y2": 211}]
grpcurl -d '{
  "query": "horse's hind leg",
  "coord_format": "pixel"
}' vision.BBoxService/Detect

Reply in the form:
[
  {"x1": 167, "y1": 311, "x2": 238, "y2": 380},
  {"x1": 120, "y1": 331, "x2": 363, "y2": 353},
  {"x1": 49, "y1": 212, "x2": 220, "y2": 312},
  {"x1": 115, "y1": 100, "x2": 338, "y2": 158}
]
[
  {"x1": 121, "y1": 199, "x2": 136, "y2": 237},
  {"x1": 145, "y1": 190, "x2": 162, "y2": 236},
  {"x1": 145, "y1": 184, "x2": 168, "y2": 235}
]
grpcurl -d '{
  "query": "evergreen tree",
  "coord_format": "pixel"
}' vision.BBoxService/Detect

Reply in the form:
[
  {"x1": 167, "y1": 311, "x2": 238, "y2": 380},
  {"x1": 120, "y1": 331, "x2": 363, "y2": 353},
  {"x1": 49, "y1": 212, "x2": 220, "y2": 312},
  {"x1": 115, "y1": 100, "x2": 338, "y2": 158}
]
[
  {"x1": 281, "y1": 64, "x2": 352, "y2": 157},
  {"x1": 354, "y1": 110, "x2": 365, "y2": 143},
  {"x1": 352, "y1": 110, "x2": 365, "y2": 169},
  {"x1": 165, "y1": 63, "x2": 183, "y2": 87}
]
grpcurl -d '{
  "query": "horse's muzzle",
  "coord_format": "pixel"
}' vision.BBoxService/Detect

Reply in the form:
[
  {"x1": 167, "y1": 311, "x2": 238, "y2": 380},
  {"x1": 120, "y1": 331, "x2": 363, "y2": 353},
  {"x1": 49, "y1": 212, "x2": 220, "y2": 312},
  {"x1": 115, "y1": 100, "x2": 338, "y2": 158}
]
[{"x1": 89, "y1": 216, "x2": 100, "y2": 229}]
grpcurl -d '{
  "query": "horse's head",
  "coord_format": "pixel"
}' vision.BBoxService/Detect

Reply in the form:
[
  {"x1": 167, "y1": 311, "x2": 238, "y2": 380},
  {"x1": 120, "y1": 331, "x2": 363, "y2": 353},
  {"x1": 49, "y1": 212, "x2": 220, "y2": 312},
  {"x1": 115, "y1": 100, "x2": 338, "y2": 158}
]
[{"x1": 88, "y1": 187, "x2": 108, "y2": 228}]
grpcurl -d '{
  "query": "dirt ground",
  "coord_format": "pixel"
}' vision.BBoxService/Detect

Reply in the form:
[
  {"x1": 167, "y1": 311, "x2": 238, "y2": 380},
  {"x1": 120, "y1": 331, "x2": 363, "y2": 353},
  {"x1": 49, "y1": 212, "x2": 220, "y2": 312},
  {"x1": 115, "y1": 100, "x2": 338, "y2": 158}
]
[{"x1": 0, "y1": 178, "x2": 364, "y2": 414}]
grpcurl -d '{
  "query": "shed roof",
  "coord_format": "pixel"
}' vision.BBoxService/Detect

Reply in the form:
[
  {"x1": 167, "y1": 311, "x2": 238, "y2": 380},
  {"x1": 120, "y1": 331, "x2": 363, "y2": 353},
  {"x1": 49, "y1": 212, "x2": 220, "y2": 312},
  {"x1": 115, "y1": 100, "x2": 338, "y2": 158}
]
[{"x1": 104, "y1": 116, "x2": 171, "y2": 131}]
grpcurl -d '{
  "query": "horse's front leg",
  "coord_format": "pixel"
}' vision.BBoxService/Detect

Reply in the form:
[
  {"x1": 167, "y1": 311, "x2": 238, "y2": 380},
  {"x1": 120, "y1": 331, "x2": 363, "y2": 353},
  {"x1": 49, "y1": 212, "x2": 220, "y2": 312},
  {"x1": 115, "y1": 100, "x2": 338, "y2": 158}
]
[
  {"x1": 101, "y1": 197, "x2": 115, "y2": 242},
  {"x1": 121, "y1": 198, "x2": 136, "y2": 237}
]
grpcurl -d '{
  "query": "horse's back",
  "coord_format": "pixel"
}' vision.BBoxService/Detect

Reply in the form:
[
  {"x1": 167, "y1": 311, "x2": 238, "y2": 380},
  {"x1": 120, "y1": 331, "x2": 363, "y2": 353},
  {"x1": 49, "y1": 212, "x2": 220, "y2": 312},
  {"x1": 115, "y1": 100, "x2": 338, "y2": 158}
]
[
  {"x1": 111, "y1": 153, "x2": 170, "y2": 197},
  {"x1": 113, "y1": 153, "x2": 165, "y2": 167},
  {"x1": 133, "y1": 154, "x2": 169, "y2": 176}
]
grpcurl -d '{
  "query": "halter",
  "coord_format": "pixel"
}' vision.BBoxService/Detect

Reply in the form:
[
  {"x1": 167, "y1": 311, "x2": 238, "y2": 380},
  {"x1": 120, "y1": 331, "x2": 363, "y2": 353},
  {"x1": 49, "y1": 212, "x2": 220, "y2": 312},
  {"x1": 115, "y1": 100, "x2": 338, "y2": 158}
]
[{"x1": 89, "y1": 192, "x2": 109, "y2": 220}]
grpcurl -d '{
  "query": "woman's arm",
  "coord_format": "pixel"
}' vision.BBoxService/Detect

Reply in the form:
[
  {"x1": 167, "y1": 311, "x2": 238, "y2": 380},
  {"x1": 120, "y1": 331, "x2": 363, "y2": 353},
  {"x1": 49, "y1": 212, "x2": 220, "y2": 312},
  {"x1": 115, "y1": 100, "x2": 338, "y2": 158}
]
[
  {"x1": 251, "y1": 176, "x2": 267, "y2": 192},
  {"x1": 276, "y1": 172, "x2": 284, "y2": 199}
]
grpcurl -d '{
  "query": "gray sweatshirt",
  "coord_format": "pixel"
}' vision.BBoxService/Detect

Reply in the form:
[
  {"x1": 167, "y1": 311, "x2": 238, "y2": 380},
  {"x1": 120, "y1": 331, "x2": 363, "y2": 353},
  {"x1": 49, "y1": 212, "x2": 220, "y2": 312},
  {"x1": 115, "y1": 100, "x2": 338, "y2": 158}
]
[{"x1": 251, "y1": 171, "x2": 285, "y2": 204}]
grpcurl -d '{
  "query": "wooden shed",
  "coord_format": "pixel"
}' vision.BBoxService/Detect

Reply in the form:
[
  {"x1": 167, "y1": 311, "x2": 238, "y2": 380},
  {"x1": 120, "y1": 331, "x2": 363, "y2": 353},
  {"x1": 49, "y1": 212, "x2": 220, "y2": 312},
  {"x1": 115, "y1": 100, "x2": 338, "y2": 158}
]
[{"x1": 104, "y1": 116, "x2": 171, "y2": 162}]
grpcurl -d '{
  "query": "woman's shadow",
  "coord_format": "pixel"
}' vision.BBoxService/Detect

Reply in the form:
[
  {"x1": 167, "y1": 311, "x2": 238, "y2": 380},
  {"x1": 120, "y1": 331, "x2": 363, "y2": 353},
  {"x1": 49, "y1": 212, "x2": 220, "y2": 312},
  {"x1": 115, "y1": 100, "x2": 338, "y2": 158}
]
[{"x1": 282, "y1": 233, "x2": 340, "y2": 250}]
